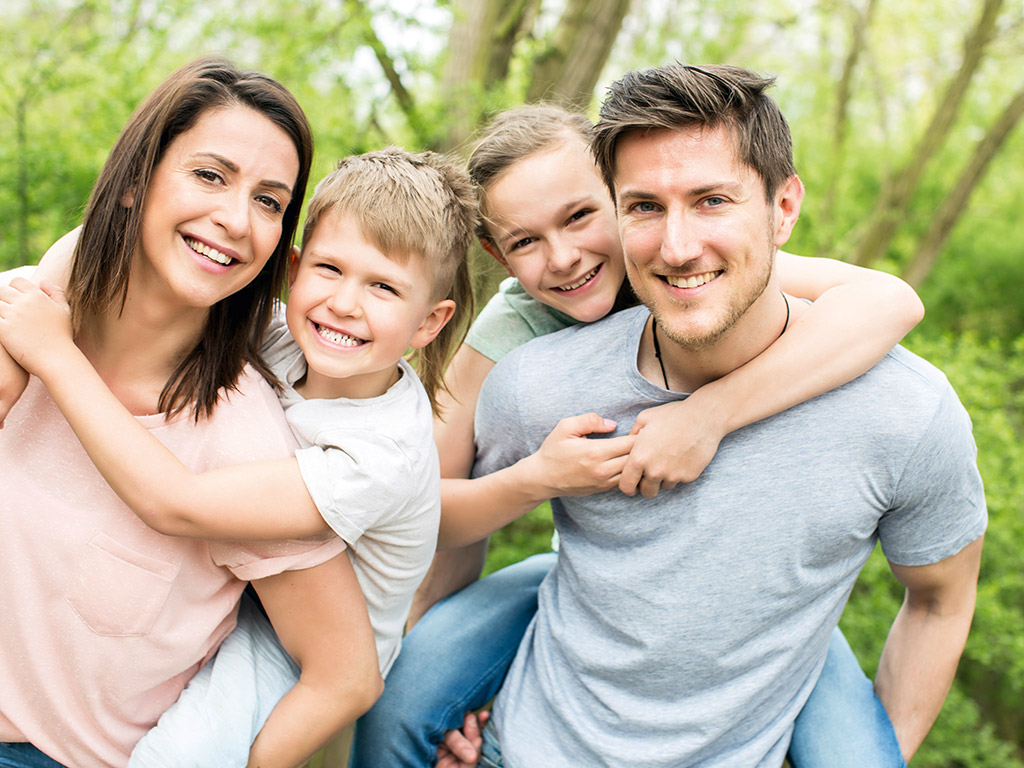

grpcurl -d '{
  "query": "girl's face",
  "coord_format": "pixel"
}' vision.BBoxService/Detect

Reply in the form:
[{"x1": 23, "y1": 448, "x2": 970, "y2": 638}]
[
  {"x1": 134, "y1": 105, "x2": 300, "y2": 313},
  {"x1": 483, "y1": 136, "x2": 626, "y2": 323}
]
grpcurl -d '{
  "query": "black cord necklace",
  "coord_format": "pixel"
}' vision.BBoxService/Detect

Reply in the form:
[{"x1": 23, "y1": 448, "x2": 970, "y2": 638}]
[{"x1": 651, "y1": 291, "x2": 790, "y2": 391}]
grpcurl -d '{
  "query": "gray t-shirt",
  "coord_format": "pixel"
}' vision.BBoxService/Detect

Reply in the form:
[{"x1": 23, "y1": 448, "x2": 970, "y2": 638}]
[
  {"x1": 474, "y1": 305, "x2": 987, "y2": 768},
  {"x1": 464, "y1": 276, "x2": 577, "y2": 362},
  {"x1": 262, "y1": 308, "x2": 440, "y2": 677}
]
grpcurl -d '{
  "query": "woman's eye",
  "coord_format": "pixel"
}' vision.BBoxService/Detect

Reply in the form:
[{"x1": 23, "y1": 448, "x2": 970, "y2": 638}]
[
  {"x1": 567, "y1": 208, "x2": 592, "y2": 224},
  {"x1": 256, "y1": 194, "x2": 283, "y2": 214},
  {"x1": 194, "y1": 169, "x2": 223, "y2": 184}
]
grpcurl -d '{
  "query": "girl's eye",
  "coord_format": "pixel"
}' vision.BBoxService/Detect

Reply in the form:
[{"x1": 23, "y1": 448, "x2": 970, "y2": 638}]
[{"x1": 256, "y1": 194, "x2": 284, "y2": 214}]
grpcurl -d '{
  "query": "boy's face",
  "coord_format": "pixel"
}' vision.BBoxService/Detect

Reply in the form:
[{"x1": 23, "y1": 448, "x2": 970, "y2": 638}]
[{"x1": 286, "y1": 211, "x2": 453, "y2": 400}]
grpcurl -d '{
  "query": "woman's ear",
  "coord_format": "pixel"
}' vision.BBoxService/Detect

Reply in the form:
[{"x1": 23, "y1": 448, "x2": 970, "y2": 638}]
[
  {"x1": 409, "y1": 299, "x2": 457, "y2": 349},
  {"x1": 480, "y1": 239, "x2": 514, "y2": 278},
  {"x1": 120, "y1": 186, "x2": 136, "y2": 209},
  {"x1": 288, "y1": 245, "x2": 302, "y2": 288}
]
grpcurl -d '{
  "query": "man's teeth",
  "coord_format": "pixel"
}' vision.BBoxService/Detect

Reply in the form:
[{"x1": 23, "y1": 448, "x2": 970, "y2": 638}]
[
  {"x1": 317, "y1": 324, "x2": 362, "y2": 346},
  {"x1": 185, "y1": 238, "x2": 232, "y2": 265},
  {"x1": 665, "y1": 271, "x2": 719, "y2": 289},
  {"x1": 555, "y1": 266, "x2": 599, "y2": 292}
]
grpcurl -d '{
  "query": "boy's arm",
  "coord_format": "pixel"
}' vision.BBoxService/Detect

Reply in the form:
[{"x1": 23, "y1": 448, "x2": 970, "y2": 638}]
[
  {"x1": 877, "y1": 536, "x2": 983, "y2": 761},
  {"x1": 619, "y1": 253, "x2": 925, "y2": 497},
  {"x1": 248, "y1": 552, "x2": 383, "y2": 767},
  {"x1": 0, "y1": 278, "x2": 327, "y2": 540}
]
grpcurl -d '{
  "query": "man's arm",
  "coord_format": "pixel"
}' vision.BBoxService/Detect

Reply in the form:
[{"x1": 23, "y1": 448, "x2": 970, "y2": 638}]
[
  {"x1": 249, "y1": 554, "x2": 383, "y2": 767},
  {"x1": 876, "y1": 535, "x2": 984, "y2": 761}
]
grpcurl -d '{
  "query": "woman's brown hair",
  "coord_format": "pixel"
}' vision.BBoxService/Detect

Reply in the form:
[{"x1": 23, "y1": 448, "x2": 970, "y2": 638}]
[{"x1": 68, "y1": 56, "x2": 313, "y2": 419}]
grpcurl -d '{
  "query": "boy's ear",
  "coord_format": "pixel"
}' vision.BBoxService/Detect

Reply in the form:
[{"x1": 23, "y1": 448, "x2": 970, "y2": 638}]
[
  {"x1": 288, "y1": 245, "x2": 301, "y2": 288},
  {"x1": 479, "y1": 238, "x2": 514, "y2": 278},
  {"x1": 409, "y1": 299, "x2": 457, "y2": 349}
]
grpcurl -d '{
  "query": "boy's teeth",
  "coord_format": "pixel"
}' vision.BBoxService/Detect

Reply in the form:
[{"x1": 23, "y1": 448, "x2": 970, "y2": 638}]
[
  {"x1": 317, "y1": 324, "x2": 362, "y2": 346},
  {"x1": 556, "y1": 266, "x2": 599, "y2": 292},
  {"x1": 665, "y1": 271, "x2": 719, "y2": 289},
  {"x1": 185, "y1": 237, "x2": 232, "y2": 265}
]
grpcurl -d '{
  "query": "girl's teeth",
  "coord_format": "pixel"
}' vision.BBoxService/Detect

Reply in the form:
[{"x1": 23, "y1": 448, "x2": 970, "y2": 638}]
[
  {"x1": 556, "y1": 267, "x2": 599, "y2": 292},
  {"x1": 317, "y1": 324, "x2": 362, "y2": 346},
  {"x1": 185, "y1": 237, "x2": 232, "y2": 265}
]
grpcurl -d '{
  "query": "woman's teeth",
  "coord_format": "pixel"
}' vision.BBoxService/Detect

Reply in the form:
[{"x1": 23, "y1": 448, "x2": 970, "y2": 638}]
[
  {"x1": 556, "y1": 266, "x2": 599, "y2": 292},
  {"x1": 317, "y1": 324, "x2": 362, "y2": 346},
  {"x1": 185, "y1": 237, "x2": 232, "y2": 265}
]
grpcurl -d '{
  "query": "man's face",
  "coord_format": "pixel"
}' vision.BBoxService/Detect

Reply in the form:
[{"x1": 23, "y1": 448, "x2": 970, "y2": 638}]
[{"x1": 614, "y1": 125, "x2": 800, "y2": 350}]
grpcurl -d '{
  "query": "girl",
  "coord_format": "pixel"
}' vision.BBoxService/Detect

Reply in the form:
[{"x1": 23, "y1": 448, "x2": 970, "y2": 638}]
[
  {"x1": 352, "y1": 105, "x2": 921, "y2": 768},
  {"x1": 0, "y1": 148, "x2": 478, "y2": 767},
  {"x1": 0, "y1": 57, "x2": 372, "y2": 768}
]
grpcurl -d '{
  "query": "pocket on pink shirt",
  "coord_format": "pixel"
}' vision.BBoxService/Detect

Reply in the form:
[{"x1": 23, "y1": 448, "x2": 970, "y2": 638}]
[{"x1": 66, "y1": 532, "x2": 180, "y2": 636}]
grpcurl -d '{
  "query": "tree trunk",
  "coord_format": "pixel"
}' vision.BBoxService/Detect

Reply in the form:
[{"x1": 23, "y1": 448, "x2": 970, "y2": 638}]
[
  {"x1": 849, "y1": 0, "x2": 1004, "y2": 266},
  {"x1": 902, "y1": 81, "x2": 1024, "y2": 287},
  {"x1": 525, "y1": 0, "x2": 633, "y2": 109},
  {"x1": 819, "y1": 0, "x2": 877, "y2": 233},
  {"x1": 437, "y1": 0, "x2": 540, "y2": 153}
]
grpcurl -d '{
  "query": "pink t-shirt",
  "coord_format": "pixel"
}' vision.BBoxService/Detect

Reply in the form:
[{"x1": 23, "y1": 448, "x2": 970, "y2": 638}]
[{"x1": 0, "y1": 369, "x2": 345, "y2": 767}]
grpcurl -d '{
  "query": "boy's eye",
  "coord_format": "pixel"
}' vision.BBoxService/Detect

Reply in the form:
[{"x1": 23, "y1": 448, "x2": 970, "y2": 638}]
[
  {"x1": 317, "y1": 262, "x2": 341, "y2": 274},
  {"x1": 374, "y1": 282, "x2": 397, "y2": 294},
  {"x1": 508, "y1": 236, "x2": 536, "y2": 252}
]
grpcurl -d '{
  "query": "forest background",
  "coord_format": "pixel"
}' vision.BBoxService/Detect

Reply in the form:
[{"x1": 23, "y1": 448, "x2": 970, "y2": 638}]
[{"x1": 2, "y1": 0, "x2": 1022, "y2": 765}]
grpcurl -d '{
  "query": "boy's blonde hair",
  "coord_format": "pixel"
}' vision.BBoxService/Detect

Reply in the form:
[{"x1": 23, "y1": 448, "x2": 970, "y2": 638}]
[{"x1": 301, "y1": 147, "x2": 477, "y2": 416}]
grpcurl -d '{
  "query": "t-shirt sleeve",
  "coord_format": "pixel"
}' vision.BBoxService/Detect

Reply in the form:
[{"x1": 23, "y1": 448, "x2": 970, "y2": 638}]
[
  {"x1": 472, "y1": 349, "x2": 531, "y2": 479},
  {"x1": 878, "y1": 384, "x2": 987, "y2": 566},
  {"x1": 261, "y1": 300, "x2": 293, "y2": 360},
  {"x1": 293, "y1": 431, "x2": 417, "y2": 545},
  {"x1": 212, "y1": 536, "x2": 347, "y2": 582},
  {"x1": 464, "y1": 280, "x2": 539, "y2": 362}
]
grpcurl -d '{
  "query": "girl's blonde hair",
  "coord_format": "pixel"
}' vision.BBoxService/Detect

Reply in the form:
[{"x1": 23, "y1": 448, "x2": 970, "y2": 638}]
[
  {"x1": 301, "y1": 148, "x2": 477, "y2": 416},
  {"x1": 467, "y1": 104, "x2": 594, "y2": 245}
]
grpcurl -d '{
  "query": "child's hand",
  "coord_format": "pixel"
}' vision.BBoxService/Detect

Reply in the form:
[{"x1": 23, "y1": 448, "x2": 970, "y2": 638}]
[
  {"x1": 436, "y1": 710, "x2": 489, "y2": 768},
  {"x1": 0, "y1": 342, "x2": 29, "y2": 429},
  {"x1": 619, "y1": 396, "x2": 726, "y2": 498},
  {"x1": 0, "y1": 277, "x2": 74, "y2": 378},
  {"x1": 525, "y1": 412, "x2": 636, "y2": 498}
]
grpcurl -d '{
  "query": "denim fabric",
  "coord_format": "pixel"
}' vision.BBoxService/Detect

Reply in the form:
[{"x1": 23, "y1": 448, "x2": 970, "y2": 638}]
[
  {"x1": 478, "y1": 719, "x2": 504, "y2": 768},
  {"x1": 349, "y1": 552, "x2": 555, "y2": 767},
  {"x1": 788, "y1": 627, "x2": 907, "y2": 767},
  {"x1": 0, "y1": 744, "x2": 67, "y2": 768}
]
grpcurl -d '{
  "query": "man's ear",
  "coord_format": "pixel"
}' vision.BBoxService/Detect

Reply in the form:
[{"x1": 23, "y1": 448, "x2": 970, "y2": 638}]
[
  {"x1": 288, "y1": 245, "x2": 301, "y2": 289},
  {"x1": 479, "y1": 239, "x2": 514, "y2": 278},
  {"x1": 772, "y1": 175, "x2": 804, "y2": 247},
  {"x1": 409, "y1": 299, "x2": 457, "y2": 349}
]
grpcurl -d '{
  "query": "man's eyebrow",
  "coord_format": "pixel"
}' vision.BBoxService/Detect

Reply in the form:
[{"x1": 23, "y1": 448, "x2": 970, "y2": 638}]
[{"x1": 195, "y1": 152, "x2": 294, "y2": 194}]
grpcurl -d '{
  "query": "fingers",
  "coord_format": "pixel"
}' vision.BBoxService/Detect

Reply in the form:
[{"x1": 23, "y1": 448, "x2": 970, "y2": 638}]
[
  {"x1": 556, "y1": 412, "x2": 617, "y2": 438},
  {"x1": 38, "y1": 279, "x2": 69, "y2": 307},
  {"x1": 441, "y1": 711, "x2": 484, "y2": 765}
]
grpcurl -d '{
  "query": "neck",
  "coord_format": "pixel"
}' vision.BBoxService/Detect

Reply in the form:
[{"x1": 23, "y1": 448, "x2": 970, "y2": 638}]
[
  {"x1": 296, "y1": 364, "x2": 401, "y2": 401},
  {"x1": 643, "y1": 289, "x2": 792, "y2": 393},
  {"x1": 79, "y1": 288, "x2": 209, "y2": 416}
]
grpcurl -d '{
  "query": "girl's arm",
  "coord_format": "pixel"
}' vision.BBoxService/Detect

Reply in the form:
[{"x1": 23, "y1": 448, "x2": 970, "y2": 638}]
[
  {"x1": 619, "y1": 253, "x2": 925, "y2": 497},
  {"x1": 0, "y1": 278, "x2": 327, "y2": 541},
  {"x1": 249, "y1": 552, "x2": 383, "y2": 767}
]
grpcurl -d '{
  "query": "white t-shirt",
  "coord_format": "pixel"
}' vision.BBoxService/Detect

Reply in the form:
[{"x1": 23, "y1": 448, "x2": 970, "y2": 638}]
[{"x1": 262, "y1": 307, "x2": 441, "y2": 675}]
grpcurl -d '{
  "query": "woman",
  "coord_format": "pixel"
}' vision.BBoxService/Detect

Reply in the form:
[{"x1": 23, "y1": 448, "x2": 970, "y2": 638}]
[
  {"x1": 351, "y1": 105, "x2": 919, "y2": 767},
  {"x1": 0, "y1": 57, "x2": 380, "y2": 768}
]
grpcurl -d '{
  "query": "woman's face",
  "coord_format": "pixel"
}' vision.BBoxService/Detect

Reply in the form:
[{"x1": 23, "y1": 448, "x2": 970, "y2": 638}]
[
  {"x1": 134, "y1": 105, "x2": 300, "y2": 312},
  {"x1": 483, "y1": 135, "x2": 626, "y2": 323}
]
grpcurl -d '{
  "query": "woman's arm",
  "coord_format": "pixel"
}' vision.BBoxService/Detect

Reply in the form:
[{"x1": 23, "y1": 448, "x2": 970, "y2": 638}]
[
  {"x1": 619, "y1": 252, "x2": 925, "y2": 496},
  {"x1": 0, "y1": 278, "x2": 327, "y2": 540},
  {"x1": 249, "y1": 553, "x2": 383, "y2": 767}
]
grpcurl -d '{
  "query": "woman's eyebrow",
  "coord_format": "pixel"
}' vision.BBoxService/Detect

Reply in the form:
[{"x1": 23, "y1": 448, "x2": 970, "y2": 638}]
[{"x1": 195, "y1": 152, "x2": 293, "y2": 194}]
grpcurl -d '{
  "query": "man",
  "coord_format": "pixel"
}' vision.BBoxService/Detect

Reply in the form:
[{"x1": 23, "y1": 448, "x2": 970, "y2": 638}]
[{"x1": 459, "y1": 64, "x2": 985, "y2": 767}]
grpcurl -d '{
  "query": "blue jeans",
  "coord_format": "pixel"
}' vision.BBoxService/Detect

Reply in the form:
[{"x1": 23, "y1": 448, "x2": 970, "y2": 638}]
[
  {"x1": 350, "y1": 553, "x2": 905, "y2": 767},
  {"x1": 0, "y1": 744, "x2": 66, "y2": 768}
]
